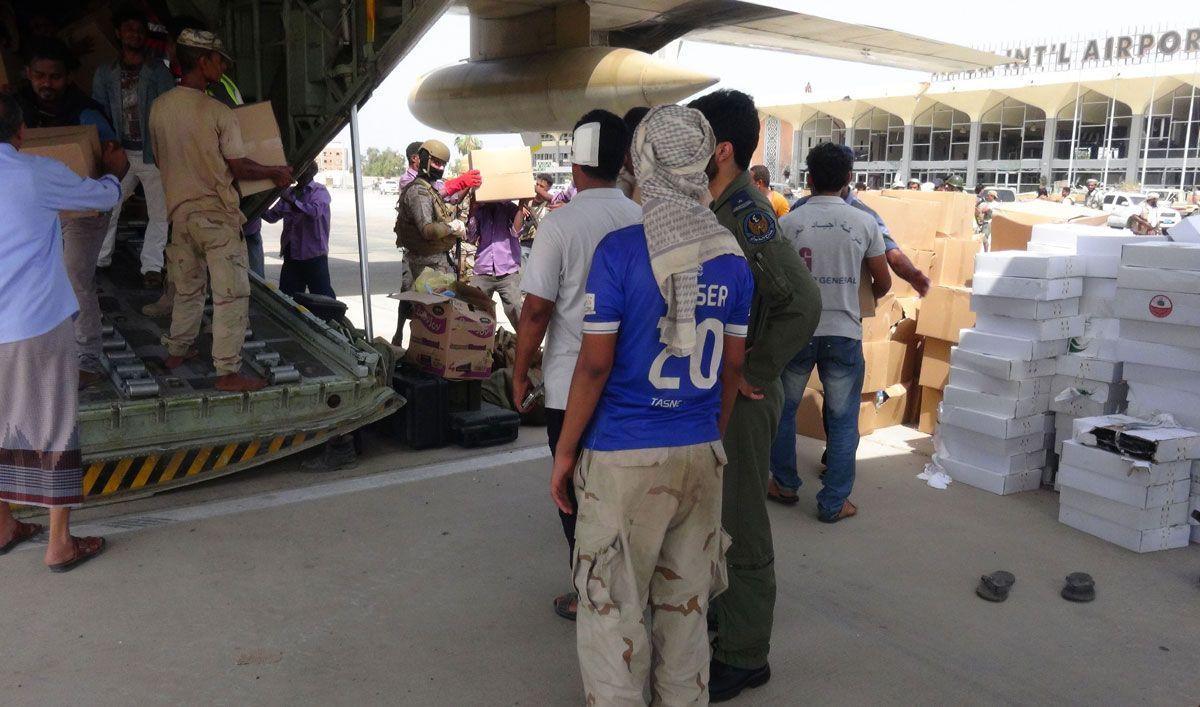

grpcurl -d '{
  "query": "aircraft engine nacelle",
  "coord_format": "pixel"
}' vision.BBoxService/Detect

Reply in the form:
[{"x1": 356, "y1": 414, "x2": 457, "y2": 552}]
[{"x1": 408, "y1": 46, "x2": 717, "y2": 134}]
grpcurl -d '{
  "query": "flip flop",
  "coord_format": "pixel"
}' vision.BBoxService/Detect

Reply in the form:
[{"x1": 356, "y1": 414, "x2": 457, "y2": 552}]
[
  {"x1": 553, "y1": 592, "x2": 577, "y2": 622},
  {"x1": 0, "y1": 521, "x2": 44, "y2": 555},
  {"x1": 48, "y1": 536, "x2": 106, "y2": 573},
  {"x1": 767, "y1": 489, "x2": 800, "y2": 506}
]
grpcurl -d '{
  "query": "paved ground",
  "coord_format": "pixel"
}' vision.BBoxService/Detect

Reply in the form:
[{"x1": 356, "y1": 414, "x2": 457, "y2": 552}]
[{"x1": 4, "y1": 424, "x2": 1198, "y2": 705}]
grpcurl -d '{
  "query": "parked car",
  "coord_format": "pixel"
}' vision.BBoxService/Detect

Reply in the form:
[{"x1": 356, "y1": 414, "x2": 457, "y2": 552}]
[
  {"x1": 982, "y1": 186, "x2": 1018, "y2": 202},
  {"x1": 380, "y1": 178, "x2": 401, "y2": 195},
  {"x1": 1099, "y1": 192, "x2": 1180, "y2": 229}
]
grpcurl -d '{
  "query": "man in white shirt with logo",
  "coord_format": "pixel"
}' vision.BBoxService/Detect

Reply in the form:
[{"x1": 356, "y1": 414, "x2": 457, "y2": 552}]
[{"x1": 512, "y1": 109, "x2": 641, "y2": 622}]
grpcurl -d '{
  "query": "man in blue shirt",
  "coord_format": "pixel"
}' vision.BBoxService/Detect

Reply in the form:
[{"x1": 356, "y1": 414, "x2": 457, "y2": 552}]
[
  {"x1": 0, "y1": 91, "x2": 127, "y2": 571},
  {"x1": 550, "y1": 105, "x2": 755, "y2": 705},
  {"x1": 18, "y1": 38, "x2": 121, "y2": 388}
]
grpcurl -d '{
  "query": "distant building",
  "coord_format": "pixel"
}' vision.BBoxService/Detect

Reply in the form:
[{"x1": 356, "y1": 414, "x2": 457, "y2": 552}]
[
  {"x1": 318, "y1": 143, "x2": 349, "y2": 173},
  {"x1": 532, "y1": 132, "x2": 573, "y2": 185}
]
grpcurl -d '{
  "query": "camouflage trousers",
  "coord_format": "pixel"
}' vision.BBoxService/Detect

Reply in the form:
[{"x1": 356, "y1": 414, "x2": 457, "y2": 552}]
[
  {"x1": 392, "y1": 250, "x2": 452, "y2": 345},
  {"x1": 162, "y1": 212, "x2": 250, "y2": 375},
  {"x1": 61, "y1": 214, "x2": 110, "y2": 372},
  {"x1": 573, "y1": 442, "x2": 731, "y2": 706}
]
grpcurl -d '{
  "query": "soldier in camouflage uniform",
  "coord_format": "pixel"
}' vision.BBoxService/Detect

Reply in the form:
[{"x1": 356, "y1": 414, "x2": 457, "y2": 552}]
[{"x1": 392, "y1": 139, "x2": 466, "y2": 345}]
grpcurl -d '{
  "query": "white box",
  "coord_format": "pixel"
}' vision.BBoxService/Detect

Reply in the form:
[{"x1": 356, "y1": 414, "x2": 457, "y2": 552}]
[
  {"x1": 1117, "y1": 265, "x2": 1200, "y2": 296},
  {"x1": 944, "y1": 385, "x2": 1049, "y2": 418},
  {"x1": 971, "y1": 274, "x2": 1083, "y2": 300},
  {"x1": 1069, "y1": 317, "x2": 1122, "y2": 360},
  {"x1": 1115, "y1": 288, "x2": 1200, "y2": 328},
  {"x1": 1121, "y1": 241, "x2": 1200, "y2": 271},
  {"x1": 1192, "y1": 524, "x2": 1200, "y2": 544},
  {"x1": 939, "y1": 443, "x2": 1046, "y2": 475},
  {"x1": 1071, "y1": 414, "x2": 1148, "y2": 441},
  {"x1": 940, "y1": 422, "x2": 1049, "y2": 456},
  {"x1": 1058, "y1": 506, "x2": 1191, "y2": 552},
  {"x1": 1060, "y1": 487, "x2": 1190, "y2": 530},
  {"x1": 1123, "y1": 362, "x2": 1200, "y2": 396},
  {"x1": 1060, "y1": 440, "x2": 1192, "y2": 485},
  {"x1": 1055, "y1": 412, "x2": 1076, "y2": 438},
  {"x1": 950, "y1": 347, "x2": 1057, "y2": 380},
  {"x1": 1055, "y1": 354, "x2": 1122, "y2": 383},
  {"x1": 1127, "y1": 381, "x2": 1200, "y2": 430},
  {"x1": 1050, "y1": 392, "x2": 1125, "y2": 418},
  {"x1": 940, "y1": 403, "x2": 1052, "y2": 438},
  {"x1": 971, "y1": 295, "x2": 1079, "y2": 320},
  {"x1": 1057, "y1": 465, "x2": 1191, "y2": 508},
  {"x1": 1079, "y1": 277, "x2": 1117, "y2": 318},
  {"x1": 974, "y1": 252, "x2": 1083, "y2": 279},
  {"x1": 1030, "y1": 223, "x2": 1165, "y2": 256},
  {"x1": 1117, "y1": 339, "x2": 1200, "y2": 374},
  {"x1": 1119, "y1": 318, "x2": 1200, "y2": 349},
  {"x1": 1075, "y1": 421, "x2": 1200, "y2": 463},
  {"x1": 1080, "y1": 254, "x2": 1121, "y2": 279},
  {"x1": 950, "y1": 366, "x2": 1053, "y2": 399},
  {"x1": 941, "y1": 456, "x2": 1042, "y2": 495},
  {"x1": 1191, "y1": 495, "x2": 1199, "y2": 526},
  {"x1": 958, "y1": 330, "x2": 1068, "y2": 361},
  {"x1": 1050, "y1": 376, "x2": 1126, "y2": 404},
  {"x1": 975, "y1": 314, "x2": 1083, "y2": 341}
]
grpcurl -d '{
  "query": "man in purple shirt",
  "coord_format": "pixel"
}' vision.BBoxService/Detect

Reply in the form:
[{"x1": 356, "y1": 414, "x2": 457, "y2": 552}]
[
  {"x1": 262, "y1": 163, "x2": 334, "y2": 297},
  {"x1": 398, "y1": 140, "x2": 480, "y2": 204},
  {"x1": 467, "y1": 199, "x2": 523, "y2": 328}
]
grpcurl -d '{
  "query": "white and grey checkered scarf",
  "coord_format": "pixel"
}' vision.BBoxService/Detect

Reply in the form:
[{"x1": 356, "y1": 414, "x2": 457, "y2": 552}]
[{"x1": 633, "y1": 104, "x2": 743, "y2": 357}]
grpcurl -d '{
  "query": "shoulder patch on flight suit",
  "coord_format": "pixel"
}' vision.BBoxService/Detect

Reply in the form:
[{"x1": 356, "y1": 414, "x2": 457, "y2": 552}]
[
  {"x1": 742, "y1": 209, "x2": 777, "y2": 244},
  {"x1": 729, "y1": 189, "x2": 756, "y2": 214}
]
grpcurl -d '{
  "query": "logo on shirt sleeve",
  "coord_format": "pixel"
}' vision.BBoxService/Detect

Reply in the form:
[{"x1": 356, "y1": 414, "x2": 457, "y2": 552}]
[
  {"x1": 584, "y1": 293, "x2": 596, "y2": 316},
  {"x1": 742, "y1": 210, "x2": 776, "y2": 244}
]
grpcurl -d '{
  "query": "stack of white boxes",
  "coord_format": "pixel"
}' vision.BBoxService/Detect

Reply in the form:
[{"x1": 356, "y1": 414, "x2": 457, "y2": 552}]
[
  {"x1": 935, "y1": 251, "x2": 1081, "y2": 494},
  {"x1": 1114, "y1": 241, "x2": 1200, "y2": 544},
  {"x1": 1025, "y1": 224, "x2": 1157, "y2": 474},
  {"x1": 1058, "y1": 415, "x2": 1197, "y2": 552}
]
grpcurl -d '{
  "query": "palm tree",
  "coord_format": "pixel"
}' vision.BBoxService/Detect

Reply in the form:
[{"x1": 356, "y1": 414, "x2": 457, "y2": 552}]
[{"x1": 454, "y1": 135, "x2": 482, "y2": 157}]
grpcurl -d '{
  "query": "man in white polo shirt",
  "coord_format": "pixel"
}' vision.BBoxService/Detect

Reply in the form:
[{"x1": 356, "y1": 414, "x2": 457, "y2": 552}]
[{"x1": 512, "y1": 109, "x2": 641, "y2": 622}]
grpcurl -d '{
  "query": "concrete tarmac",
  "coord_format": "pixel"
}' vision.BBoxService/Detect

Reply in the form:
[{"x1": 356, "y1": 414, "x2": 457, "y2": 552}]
[{"x1": 3, "y1": 426, "x2": 1198, "y2": 705}]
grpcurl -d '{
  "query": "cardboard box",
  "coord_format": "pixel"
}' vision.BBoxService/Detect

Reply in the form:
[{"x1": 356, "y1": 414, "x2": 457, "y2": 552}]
[
  {"x1": 971, "y1": 274, "x2": 1083, "y2": 300},
  {"x1": 794, "y1": 387, "x2": 827, "y2": 440},
  {"x1": 878, "y1": 189, "x2": 977, "y2": 239},
  {"x1": 940, "y1": 422, "x2": 1049, "y2": 456},
  {"x1": 1050, "y1": 376, "x2": 1124, "y2": 404},
  {"x1": 889, "y1": 249, "x2": 936, "y2": 298},
  {"x1": 858, "y1": 192, "x2": 941, "y2": 251},
  {"x1": 1062, "y1": 440, "x2": 1192, "y2": 486},
  {"x1": 915, "y1": 286, "x2": 974, "y2": 343},
  {"x1": 391, "y1": 292, "x2": 496, "y2": 380},
  {"x1": 1030, "y1": 223, "x2": 1166, "y2": 256},
  {"x1": 918, "y1": 385, "x2": 942, "y2": 434},
  {"x1": 944, "y1": 385, "x2": 1050, "y2": 419},
  {"x1": 1068, "y1": 317, "x2": 1121, "y2": 359},
  {"x1": 958, "y1": 329, "x2": 1069, "y2": 361},
  {"x1": 1073, "y1": 416, "x2": 1200, "y2": 462},
  {"x1": 950, "y1": 366, "x2": 1053, "y2": 399},
  {"x1": 794, "y1": 387, "x2": 896, "y2": 439},
  {"x1": 59, "y1": 12, "x2": 119, "y2": 94},
  {"x1": 0, "y1": 50, "x2": 14, "y2": 92},
  {"x1": 1127, "y1": 381, "x2": 1200, "y2": 431},
  {"x1": 1124, "y1": 362, "x2": 1200, "y2": 396},
  {"x1": 1118, "y1": 318, "x2": 1200, "y2": 350},
  {"x1": 1061, "y1": 488, "x2": 1190, "y2": 531},
  {"x1": 971, "y1": 294, "x2": 1079, "y2": 321},
  {"x1": 1057, "y1": 464, "x2": 1191, "y2": 508},
  {"x1": 233, "y1": 102, "x2": 289, "y2": 196},
  {"x1": 987, "y1": 210, "x2": 1046, "y2": 252},
  {"x1": 932, "y1": 237, "x2": 982, "y2": 287},
  {"x1": 1118, "y1": 265, "x2": 1200, "y2": 296},
  {"x1": 21, "y1": 125, "x2": 103, "y2": 218},
  {"x1": 940, "y1": 404, "x2": 1052, "y2": 439},
  {"x1": 951, "y1": 347, "x2": 1057, "y2": 381},
  {"x1": 869, "y1": 384, "x2": 909, "y2": 431},
  {"x1": 918, "y1": 338, "x2": 952, "y2": 390},
  {"x1": 896, "y1": 296, "x2": 921, "y2": 322},
  {"x1": 1058, "y1": 505, "x2": 1191, "y2": 552},
  {"x1": 940, "y1": 425, "x2": 1047, "y2": 473},
  {"x1": 974, "y1": 251, "x2": 1083, "y2": 279},
  {"x1": 1049, "y1": 391, "x2": 1125, "y2": 418},
  {"x1": 1055, "y1": 354, "x2": 1122, "y2": 383},
  {"x1": 1115, "y1": 288, "x2": 1200, "y2": 328},
  {"x1": 861, "y1": 293, "x2": 902, "y2": 341},
  {"x1": 1117, "y1": 339, "x2": 1200, "y2": 373},
  {"x1": 941, "y1": 456, "x2": 1042, "y2": 495},
  {"x1": 1079, "y1": 277, "x2": 1117, "y2": 318},
  {"x1": 974, "y1": 314, "x2": 1084, "y2": 341},
  {"x1": 1121, "y1": 241, "x2": 1200, "y2": 271},
  {"x1": 469, "y1": 147, "x2": 535, "y2": 202}
]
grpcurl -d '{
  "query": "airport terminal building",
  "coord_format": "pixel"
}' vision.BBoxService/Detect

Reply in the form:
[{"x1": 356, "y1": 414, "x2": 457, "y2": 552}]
[{"x1": 759, "y1": 26, "x2": 1200, "y2": 193}]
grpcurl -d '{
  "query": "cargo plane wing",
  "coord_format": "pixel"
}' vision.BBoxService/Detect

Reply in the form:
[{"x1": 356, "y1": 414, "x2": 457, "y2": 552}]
[{"x1": 409, "y1": 0, "x2": 1008, "y2": 132}]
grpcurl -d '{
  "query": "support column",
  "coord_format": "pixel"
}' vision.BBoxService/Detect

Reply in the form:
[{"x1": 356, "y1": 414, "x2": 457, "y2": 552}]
[
  {"x1": 1040, "y1": 117, "x2": 1056, "y2": 186},
  {"x1": 844, "y1": 127, "x2": 857, "y2": 158},
  {"x1": 899, "y1": 124, "x2": 914, "y2": 181},
  {"x1": 1125, "y1": 113, "x2": 1145, "y2": 186},
  {"x1": 965, "y1": 121, "x2": 981, "y2": 189},
  {"x1": 349, "y1": 104, "x2": 373, "y2": 339}
]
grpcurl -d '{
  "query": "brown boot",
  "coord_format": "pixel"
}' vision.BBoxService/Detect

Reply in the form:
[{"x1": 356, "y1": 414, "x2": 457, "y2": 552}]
[
  {"x1": 78, "y1": 369, "x2": 105, "y2": 390},
  {"x1": 215, "y1": 373, "x2": 267, "y2": 392}
]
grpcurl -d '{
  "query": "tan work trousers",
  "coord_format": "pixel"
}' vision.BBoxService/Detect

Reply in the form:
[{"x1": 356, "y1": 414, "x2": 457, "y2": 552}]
[
  {"x1": 573, "y1": 442, "x2": 731, "y2": 706},
  {"x1": 162, "y1": 212, "x2": 250, "y2": 375}
]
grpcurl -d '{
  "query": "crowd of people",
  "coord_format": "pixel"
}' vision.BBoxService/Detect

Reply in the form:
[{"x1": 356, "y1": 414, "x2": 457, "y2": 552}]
[{"x1": 0, "y1": 14, "x2": 331, "y2": 572}]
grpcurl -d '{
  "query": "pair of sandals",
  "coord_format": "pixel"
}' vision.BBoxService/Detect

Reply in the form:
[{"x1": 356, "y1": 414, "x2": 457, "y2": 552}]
[
  {"x1": 0, "y1": 520, "x2": 107, "y2": 573},
  {"x1": 976, "y1": 570, "x2": 1096, "y2": 603}
]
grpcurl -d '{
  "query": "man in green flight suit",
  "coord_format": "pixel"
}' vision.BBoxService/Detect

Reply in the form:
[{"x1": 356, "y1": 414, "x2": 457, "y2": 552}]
[{"x1": 689, "y1": 89, "x2": 821, "y2": 702}]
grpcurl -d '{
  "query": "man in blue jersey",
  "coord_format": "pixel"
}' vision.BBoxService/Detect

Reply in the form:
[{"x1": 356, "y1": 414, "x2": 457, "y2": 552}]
[{"x1": 550, "y1": 104, "x2": 756, "y2": 704}]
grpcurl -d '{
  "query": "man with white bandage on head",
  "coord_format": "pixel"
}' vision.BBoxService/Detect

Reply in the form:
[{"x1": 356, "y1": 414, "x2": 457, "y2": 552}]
[{"x1": 549, "y1": 104, "x2": 755, "y2": 704}]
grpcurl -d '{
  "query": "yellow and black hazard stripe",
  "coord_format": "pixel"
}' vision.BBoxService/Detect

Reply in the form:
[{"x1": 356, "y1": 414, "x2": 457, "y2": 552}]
[{"x1": 82, "y1": 432, "x2": 318, "y2": 499}]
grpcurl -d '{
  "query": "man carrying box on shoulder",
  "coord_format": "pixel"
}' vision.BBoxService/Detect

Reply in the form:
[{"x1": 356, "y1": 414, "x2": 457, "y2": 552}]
[
  {"x1": 149, "y1": 29, "x2": 292, "y2": 392},
  {"x1": 770, "y1": 142, "x2": 890, "y2": 522},
  {"x1": 18, "y1": 38, "x2": 120, "y2": 389}
]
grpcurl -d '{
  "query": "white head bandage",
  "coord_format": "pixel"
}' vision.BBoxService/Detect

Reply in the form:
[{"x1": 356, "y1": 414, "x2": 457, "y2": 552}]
[{"x1": 572, "y1": 121, "x2": 601, "y2": 167}]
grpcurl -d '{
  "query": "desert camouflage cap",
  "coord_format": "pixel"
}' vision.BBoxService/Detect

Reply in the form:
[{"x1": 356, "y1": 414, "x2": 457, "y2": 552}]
[{"x1": 177, "y1": 29, "x2": 233, "y2": 63}]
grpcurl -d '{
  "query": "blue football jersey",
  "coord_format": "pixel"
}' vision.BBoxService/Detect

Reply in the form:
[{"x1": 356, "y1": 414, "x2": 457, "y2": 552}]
[{"x1": 580, "y1": 225, "x2": 753, "y2": 451}]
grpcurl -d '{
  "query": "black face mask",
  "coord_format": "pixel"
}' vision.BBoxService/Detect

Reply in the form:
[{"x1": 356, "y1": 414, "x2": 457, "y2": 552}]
[{"x1": 427, "y1": 165, "x2": 445, "y2": 181}]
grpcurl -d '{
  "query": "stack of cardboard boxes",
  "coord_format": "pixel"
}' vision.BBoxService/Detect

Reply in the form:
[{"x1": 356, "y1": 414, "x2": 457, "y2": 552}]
[
  {"x1": 934, "y1": 251, "x2": 1083, "y2": 494},
  {"x1": 1058, "y1": 415, "x2": 1197, "y2": 552}
]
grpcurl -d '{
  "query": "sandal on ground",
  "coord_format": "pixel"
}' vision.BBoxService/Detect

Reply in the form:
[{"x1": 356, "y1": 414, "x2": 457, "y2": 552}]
[
  {"x1": 766, "y1": 478, "x2": 799, "y2": 506},
  {"x1": 0, "y1": 521, "x2": 44, "y2": 555},
  {"x1": 47, "y1": 536, "x2": 106, "y2": 573},
  {"x1": 553, "y1": 592, "x2": 577, "y2": 622},
  {"x1": 818, "y1": 499, "x2": 858, "y2": 523}
]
